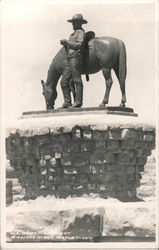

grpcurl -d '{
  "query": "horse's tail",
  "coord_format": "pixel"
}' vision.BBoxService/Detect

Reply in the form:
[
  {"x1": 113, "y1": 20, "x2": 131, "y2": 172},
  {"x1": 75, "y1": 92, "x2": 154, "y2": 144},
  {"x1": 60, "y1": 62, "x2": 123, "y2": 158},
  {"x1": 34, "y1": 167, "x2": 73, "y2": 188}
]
[
  {"x1": 86, "y1": 74, "x2": 89, "y2": 81},
  {"x1": 118, "y1": 40, "x2": 127, "y2": 80}
]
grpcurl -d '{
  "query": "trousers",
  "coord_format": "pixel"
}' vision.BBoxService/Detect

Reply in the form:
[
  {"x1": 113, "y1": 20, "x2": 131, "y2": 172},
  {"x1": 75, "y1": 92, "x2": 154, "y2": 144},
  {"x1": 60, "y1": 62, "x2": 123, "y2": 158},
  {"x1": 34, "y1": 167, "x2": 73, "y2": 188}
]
[{"x1": 61, "y1": 55, "x2": 83, "y2": 87}]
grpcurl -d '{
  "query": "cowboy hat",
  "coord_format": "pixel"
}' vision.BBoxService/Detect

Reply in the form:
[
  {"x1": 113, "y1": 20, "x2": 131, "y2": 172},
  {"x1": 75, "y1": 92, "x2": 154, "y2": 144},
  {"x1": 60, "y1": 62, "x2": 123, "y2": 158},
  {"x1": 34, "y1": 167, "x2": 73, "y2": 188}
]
[{"x1": 67, "y1": 14, "x2": 87, "y2": 24}]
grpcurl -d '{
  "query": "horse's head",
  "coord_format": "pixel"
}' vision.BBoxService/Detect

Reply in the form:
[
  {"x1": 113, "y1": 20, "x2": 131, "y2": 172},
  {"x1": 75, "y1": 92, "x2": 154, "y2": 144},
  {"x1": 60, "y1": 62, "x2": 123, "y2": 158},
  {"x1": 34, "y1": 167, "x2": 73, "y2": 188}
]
[{"x1": 41, "y1": 80, "x2": 57, "y2": 110}]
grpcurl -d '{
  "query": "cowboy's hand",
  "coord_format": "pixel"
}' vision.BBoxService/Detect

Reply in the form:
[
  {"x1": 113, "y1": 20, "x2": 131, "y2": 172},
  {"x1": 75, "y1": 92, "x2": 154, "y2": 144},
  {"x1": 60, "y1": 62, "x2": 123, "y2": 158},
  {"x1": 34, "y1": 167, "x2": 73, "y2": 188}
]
[{"x1": 60, "y1": 39, "x2": 68, "y2": 46}]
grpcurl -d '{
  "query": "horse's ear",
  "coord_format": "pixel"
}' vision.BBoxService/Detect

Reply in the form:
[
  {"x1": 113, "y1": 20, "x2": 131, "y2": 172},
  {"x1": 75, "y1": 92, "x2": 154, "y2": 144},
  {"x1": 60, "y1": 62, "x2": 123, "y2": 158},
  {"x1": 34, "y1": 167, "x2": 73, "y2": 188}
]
[{"x1": 41, "y1": 80, "x2": 45, "y2": 87}]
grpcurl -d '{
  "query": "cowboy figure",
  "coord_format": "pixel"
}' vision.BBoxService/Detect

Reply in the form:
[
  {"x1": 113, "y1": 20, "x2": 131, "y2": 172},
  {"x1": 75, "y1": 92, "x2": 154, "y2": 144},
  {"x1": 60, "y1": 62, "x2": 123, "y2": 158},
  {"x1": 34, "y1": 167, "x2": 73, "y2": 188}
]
[{"x1": 60, "y1": 14, "x2": 87, "y2": 108}]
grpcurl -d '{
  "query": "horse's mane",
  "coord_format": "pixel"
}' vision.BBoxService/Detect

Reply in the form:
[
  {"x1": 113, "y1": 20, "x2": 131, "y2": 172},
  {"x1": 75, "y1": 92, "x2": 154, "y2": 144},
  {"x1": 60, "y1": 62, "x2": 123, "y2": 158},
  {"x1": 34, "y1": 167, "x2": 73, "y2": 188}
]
[{"x1": 53, "y1": 47, "x2": 65, "y2": 62}]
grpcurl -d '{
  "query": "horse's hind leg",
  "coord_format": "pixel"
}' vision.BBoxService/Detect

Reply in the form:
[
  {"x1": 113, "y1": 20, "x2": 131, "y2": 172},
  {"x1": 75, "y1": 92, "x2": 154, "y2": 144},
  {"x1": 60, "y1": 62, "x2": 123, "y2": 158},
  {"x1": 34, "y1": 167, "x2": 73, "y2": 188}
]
[
  {"x1": 99, "y1": 68, "x2": 113, "y2": 107},
  {"x1": 114, "y1": 66, "x2": 126, "y2": 107}
]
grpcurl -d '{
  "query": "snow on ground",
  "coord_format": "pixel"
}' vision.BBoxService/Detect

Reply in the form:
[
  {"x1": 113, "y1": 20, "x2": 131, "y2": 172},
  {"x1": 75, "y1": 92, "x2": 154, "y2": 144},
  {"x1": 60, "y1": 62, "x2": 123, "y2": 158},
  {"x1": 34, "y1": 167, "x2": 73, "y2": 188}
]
[
  {"x1": 6, "y1": 195, "x2": 156, "y2": 238},
  {"x1": 7, "y1": 195, "x2": 154, "y2": 212}
]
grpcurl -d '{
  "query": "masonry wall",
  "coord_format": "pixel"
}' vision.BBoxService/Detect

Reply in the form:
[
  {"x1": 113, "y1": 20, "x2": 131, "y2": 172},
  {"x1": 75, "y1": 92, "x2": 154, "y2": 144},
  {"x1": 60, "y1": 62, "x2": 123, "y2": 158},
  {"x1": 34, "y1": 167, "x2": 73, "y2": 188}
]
[{"x1": 6, "y1": 124, "x2": 155, "y2": 202}]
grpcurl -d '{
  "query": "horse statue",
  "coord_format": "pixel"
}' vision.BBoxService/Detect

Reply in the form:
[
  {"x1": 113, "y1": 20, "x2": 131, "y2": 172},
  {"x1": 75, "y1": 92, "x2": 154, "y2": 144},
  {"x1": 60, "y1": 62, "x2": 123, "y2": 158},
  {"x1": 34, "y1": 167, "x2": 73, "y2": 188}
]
[{"x1": 41, "y1": 34, "x2": 127, "y2": 110}]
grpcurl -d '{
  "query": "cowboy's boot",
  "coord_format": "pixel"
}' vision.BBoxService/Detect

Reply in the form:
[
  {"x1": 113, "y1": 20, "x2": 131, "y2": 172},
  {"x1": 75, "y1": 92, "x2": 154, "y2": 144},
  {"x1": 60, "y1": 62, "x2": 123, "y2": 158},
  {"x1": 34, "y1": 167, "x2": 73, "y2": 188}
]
[
  {"x1": 61, "y1": 85, "x2": 72, "y2": 108},
  {"x1": 72, "y1": 82, "x2": 83, "y2": 108}
]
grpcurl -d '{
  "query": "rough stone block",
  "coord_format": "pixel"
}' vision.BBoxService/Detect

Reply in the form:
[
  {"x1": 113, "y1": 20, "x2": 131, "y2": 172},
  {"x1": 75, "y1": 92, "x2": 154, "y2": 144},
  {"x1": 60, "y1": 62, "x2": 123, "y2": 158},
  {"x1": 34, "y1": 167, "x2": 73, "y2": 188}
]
[
  {"x1": 51, "y1": 143, "x2": 63, "y2": 154},
  {"x1": 74, "y1": 146, "x2": 82, "y2": 155},
  {"x1": 143, "y1": 141, "x2": 155, "y2": 150},
  {"x1": 105, "y1": 164, "x2": 114, "y2": 171},
  {"x1": 50, "y1": 126, "x2": 63, "y2": 134},
  {"x1": 142, "y1": 125, "x2": 155, "y2": 132},
  {"x1": 91, "y1": 150, "x2": 115, "y2": 164},
  {"x1": 12, "y1": 185, "x2": 25, "y2": 195},
  {"x1": 48, "y1": 176, "x2": 54, "y2": 182},
  {"x1": 99, "y1": 185, "x2": 106, "y2": 191},
  {"x1": 64, "y1": 169, "x2": 77, "y2": 175},
  {"x1": 120, "y1": 139, "x2": 136, "y2": 149},
  {"x1": 116, "y1": 153, "x2": 131, "y2": 164},
  {"x1": 134, "y1": 173, "x2": 141, "y2": 187},
  {"x1": 61, "y1": 151, "x2": 71, "y2": 158},
  {"x1": 61, "y1": 158, "x2": 72, "y2": 166},
  {"x1": 107, "y1": 140, "x2": 119, "y2": 149},
  {"x1": 12, "y1": 194, "x2": 25, "y2": 202},
  {"x1": 136, "y1": 148, "x2": 143, "y2": 157},
  {"x1": 72, "y1": 127, "x2": 82, "y2": 139},
  {"x1": 142, "y1": 149, "x2": 152, "y2": 157},
  {"x1": 70, "y1": 175, "x2": 79, "y2": 184},
  {"x1": 95, "y1": 141, "x2": 107, "y2": 150},
  {"x1": 90, "y1": 165, "x2": 98, "y2": 175},
  {"x1": 108, "y1": 129, "x2": 121, "y2": 140},
  {"x1": 77, "y1": 165, "x2": 91, "y2": 174},
  {"x1": 18, "y1": 129, "x2": 33, "y2": 137},
  {"x1": 80, "y1": 142, "x2": 91, "y2": 152},
  {"x1": 138, "y1": 164, "x2": 145, "y2": 172},
  {"x1": 58, "y1": 185, "x2": 71, "y2": 191},
  {"x1": 143, "y1": 134, "x2": 154, "y2": 142},
  {"x1": 103, "y1": 172, "x2": 116, "y2": 182},
  {"x1": 6, "y1": 165, "x2": 17, "y2": 178},
  {"x1": 55, "y1": 153, "x2": 62, "y2": 159},
  {"x1": 32, "y1": 127, "x2": 50, "y2": 136},
  {"x1": 83, "y1": 129, "x2": 92, "y2": 140},
  {"x1": 73, "y1": 185, "x2": 84, "y2": 190},
  {"x1": 130, "y1": 157, "x2": 137, "y2": 164},
  {"x1": 136, "y1": 140, "x2": 144, "y2": 148},
  {"x1": 6, "y1": 181, "x2": 12, "y2": 205},
  {"x1": 134, "y1": 164, "x2": 140, "y2": 173},
  {"x1": 38, "y1": 146, "x2": 51, "y2": 157},
  {"x1": 36, "y1": 135, "x2": 51, "y2": 145},
  {"x1": 7, "y1": 178, "x2": 20, "y2": 187},
  {"x1": 92, "y1": 130, "x2": 108, "y2": 141},
  {"x1": 49, "y1": 157, "x2": 57, "y2": 167},
  {"x1": 121, "y1": 129, "x2": 141, "y2": 140},
  {"x1": 88, "y1": 184, "x2": 96, "y2": 191},
  {"x1": 124, "y1": 165, "x2": 135, "y2": 174},
  {"x1": 32, "y1": 145, "x2": 40, "y2": 159},
  {"x1": 56, "y1": 133, "x2": 72, "y2": 141},
  {"x1": 61, "y1": 208, "x2": 102, "y2": 238},
  {"x1": 137, "y1": 157, "x2": 147, "y2": 165},
  {"x1": 44, "y1": 154, "x2": 52, "y2": 160},
  {"x1": 63, "y1": 143, "x2": 74, "y2": 153},
  {"x1": 73, "y1": 154, "x2": 90, "y2": 167},
  {"x1": 79, "y1": 175, "x2": 88, "y2": 184}
]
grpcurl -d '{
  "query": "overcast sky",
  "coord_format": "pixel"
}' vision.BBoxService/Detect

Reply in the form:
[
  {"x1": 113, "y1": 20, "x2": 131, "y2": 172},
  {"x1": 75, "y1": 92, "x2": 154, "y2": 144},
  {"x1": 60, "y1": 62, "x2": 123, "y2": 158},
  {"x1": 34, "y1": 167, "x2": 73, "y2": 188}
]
[{"x1": 1, "y1": 0, "x2": 157, "y2": 126}]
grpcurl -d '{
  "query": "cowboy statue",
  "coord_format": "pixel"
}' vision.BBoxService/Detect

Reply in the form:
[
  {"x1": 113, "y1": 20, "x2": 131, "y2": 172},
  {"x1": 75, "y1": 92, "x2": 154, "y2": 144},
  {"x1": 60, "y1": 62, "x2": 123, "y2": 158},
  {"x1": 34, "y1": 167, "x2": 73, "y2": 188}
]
[
  {"x1": 41, "y1": 15, "x2": 127, "y2": 110},
  {"x1": 60, "y1": 14, "x2": 87, "y2": 108}
]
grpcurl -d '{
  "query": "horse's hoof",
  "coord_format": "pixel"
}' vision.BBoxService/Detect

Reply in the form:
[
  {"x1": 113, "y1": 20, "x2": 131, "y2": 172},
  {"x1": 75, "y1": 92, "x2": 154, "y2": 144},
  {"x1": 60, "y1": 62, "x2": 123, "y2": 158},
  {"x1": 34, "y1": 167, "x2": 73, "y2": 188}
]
[
  {"x1": 120, "y1": 103, "x2": 126, "y2": 108},
  {"x1": 99, "y1": 103, "x2": 106, "y2": 107},
  {"x1": 47, "y1": 108, "x2": 54, "y2": 111}
]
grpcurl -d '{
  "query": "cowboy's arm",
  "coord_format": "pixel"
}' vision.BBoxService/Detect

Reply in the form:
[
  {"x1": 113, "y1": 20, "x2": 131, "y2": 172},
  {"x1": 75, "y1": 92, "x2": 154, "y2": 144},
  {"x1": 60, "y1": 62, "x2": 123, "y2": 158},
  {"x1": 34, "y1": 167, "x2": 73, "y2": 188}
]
[
  {"x1": 60, "y1": 30, "x2": 85, "y2": 50},
  {"x1": 60, "y1": 40, "x2": 83, "y2": 50}
]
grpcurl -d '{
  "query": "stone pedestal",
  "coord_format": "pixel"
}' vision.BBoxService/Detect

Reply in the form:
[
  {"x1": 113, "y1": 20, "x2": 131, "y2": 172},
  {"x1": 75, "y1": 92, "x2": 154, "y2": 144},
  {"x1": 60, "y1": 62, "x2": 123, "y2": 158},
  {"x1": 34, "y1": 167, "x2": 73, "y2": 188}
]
[{"x1": 6, "y1": 109, "x2": 155, "y2": 203}]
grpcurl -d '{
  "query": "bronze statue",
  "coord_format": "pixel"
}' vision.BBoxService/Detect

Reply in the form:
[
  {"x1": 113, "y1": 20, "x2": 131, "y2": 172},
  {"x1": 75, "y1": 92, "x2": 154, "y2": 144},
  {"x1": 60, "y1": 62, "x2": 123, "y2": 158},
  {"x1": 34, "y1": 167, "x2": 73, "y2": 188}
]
[
  {"x1": 60, "y1": 14, "x2": 87, "y2": 108},
  {"x1": 41, "y1": 14, "x2": 127, "y2": 110}
]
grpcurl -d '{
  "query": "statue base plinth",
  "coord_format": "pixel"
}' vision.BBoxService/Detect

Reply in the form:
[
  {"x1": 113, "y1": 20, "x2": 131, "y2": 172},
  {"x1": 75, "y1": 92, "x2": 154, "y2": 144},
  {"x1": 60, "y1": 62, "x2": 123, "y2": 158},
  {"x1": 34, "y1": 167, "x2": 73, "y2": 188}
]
[
  {"x1": 22, "y1": 106, "x2": 138, "y2": 118},
  {"x1": 6, "y1": 112, "x2": 155, "y2": 204}
]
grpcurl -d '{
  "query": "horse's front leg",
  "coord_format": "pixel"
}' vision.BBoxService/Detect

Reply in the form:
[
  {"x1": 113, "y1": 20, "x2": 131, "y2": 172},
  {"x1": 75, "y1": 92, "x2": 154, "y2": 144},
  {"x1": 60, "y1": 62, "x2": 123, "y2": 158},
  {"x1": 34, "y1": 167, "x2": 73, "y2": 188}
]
[
  {"x1": 46, "y1": 103, "x2": 54, "y2": 110},
  {"x1": 99, "y1": 68, "x2": 113, "y2": 107}
]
